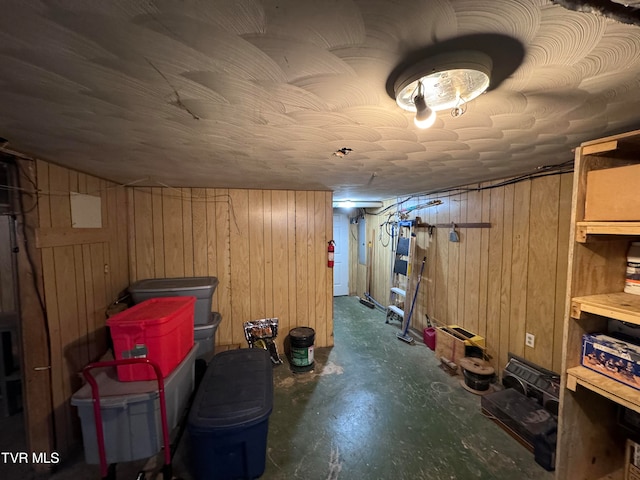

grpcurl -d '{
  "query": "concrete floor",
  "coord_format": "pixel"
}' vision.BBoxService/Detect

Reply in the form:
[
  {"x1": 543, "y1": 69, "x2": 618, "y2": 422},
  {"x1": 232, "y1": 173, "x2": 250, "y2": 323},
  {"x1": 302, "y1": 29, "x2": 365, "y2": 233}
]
[
  {"x1": 2, "y1": 296, "x2": 554, "y2": 479},
  {"x1": 256, "y1": 296, "x2": 552, "y2": 480}
]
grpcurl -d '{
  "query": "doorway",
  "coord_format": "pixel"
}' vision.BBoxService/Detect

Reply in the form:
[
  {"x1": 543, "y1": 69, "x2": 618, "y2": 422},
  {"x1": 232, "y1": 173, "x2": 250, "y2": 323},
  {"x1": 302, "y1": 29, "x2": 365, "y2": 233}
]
[{"x1": 332, "y1": 212, "x2": 349, "y2": 296}]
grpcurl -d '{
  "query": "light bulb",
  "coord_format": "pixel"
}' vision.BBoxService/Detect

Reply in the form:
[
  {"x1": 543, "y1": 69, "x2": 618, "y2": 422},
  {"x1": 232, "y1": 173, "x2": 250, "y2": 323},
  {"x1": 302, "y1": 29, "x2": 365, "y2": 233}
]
[{"x1": 413, "y1": 94, "x2": 436, "y2": 129}]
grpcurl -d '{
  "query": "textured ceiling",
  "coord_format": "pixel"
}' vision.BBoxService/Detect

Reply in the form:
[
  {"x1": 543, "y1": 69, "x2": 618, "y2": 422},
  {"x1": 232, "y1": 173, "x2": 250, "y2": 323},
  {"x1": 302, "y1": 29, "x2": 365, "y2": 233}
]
[{"x1": 1, "y1": 0, "x2": 640, "y2": 201}]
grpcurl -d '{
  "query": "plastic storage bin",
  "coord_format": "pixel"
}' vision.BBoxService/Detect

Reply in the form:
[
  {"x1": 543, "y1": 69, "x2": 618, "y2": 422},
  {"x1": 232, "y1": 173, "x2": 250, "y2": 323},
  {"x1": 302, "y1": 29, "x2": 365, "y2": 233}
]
[
  {"x1": 107, "y1": 297, "x2": 195, "y2": 381},
  {"x1": 71, "y1": 345, "x2": 197, "y2": 465},
  {"x1": 194, "y1": 312, "x2": 221, "y2": 360},
  {"x1": 188, "y1": 348, "x2": 273, "y2": 480},
  {"x1": 129, "y1": 277, "x2": 218, "y2": 325}
]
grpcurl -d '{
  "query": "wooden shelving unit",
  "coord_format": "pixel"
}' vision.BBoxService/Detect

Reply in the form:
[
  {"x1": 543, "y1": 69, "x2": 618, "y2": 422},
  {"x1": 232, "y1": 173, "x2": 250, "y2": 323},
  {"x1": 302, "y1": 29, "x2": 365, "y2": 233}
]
[{"x1": 556, "y1": 129, "x2": 640, "y2": 480}]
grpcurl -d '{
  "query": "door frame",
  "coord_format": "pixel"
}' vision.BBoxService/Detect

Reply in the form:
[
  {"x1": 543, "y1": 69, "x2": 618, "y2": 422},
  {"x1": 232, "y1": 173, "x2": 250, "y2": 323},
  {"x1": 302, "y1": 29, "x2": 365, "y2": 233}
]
[{"x1": 332, "y1": 212, "x2": 349, "y2": 296}]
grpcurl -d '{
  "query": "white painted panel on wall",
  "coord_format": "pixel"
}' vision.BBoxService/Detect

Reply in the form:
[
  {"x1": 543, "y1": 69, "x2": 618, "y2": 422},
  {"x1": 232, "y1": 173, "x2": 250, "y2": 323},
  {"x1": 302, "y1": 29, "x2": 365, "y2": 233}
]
[{"x1": 70, "y1": 192, "x2": 102, "y2": 228}]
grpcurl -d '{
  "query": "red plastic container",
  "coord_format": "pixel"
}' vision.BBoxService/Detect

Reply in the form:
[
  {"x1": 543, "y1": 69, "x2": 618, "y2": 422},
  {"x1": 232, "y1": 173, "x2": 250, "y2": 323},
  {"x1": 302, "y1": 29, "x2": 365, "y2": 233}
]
[
  {"x1": 423, "y1": 327, "x2": 436, "y2": 351},
  {"x1": 106, "y1": 297, "x2": 195, "y2": 381}
]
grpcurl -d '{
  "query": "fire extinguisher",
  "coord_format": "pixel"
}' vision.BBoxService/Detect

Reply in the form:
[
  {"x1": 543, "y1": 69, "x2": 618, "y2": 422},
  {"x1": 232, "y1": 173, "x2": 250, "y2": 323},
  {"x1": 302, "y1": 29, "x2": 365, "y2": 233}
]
[{"x1": 328, "y1": 240, "x2": 335, "y2": 268}]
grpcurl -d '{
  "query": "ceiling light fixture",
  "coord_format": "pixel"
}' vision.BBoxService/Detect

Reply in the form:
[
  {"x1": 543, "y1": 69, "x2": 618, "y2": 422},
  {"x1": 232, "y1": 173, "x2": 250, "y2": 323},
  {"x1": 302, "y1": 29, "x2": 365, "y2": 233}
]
[
  {"x1": 393, "y1": 50, "x2": 492, "y2": 129},
  {"x1": 333, "y1": 200, "x2": 383, "y2": 209}
]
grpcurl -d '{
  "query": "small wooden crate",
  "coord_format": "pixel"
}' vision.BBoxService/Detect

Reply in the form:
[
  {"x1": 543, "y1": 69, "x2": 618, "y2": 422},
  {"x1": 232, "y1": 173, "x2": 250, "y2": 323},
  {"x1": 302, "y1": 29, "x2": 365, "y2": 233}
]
[
  {"x1": 435, "y1": 325, "x2": 484, "y2": 373},
  {"x1": 435, "y1": 327, "x2": 465, "y2": 373}
]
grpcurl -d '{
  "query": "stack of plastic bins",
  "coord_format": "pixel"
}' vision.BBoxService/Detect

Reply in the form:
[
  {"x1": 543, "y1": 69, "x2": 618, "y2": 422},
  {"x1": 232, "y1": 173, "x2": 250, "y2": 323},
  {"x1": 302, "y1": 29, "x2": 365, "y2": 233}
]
[
  {"x1": 187, "y1": 348, "x2": 273, "y2": 480},
  {"x1": 71, "y1": 345, "x2": 197, "y2": 465},
  {"x1": 129, "y1": 277, "x2": 221, "y2": 361}
]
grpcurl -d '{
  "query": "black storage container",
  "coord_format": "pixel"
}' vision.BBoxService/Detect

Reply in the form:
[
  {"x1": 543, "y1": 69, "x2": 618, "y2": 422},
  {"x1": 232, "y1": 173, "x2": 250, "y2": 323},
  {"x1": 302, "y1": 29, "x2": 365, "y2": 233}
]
[{"x1": 187, "y1": 348, "x2": 273, "y2": 480}]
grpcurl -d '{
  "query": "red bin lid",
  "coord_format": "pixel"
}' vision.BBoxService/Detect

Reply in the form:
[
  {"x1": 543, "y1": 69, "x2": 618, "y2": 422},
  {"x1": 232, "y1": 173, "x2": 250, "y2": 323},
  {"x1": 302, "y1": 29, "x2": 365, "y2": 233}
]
[{"x1": 106, "y1": 296, "x2": 195, "y2": 326}]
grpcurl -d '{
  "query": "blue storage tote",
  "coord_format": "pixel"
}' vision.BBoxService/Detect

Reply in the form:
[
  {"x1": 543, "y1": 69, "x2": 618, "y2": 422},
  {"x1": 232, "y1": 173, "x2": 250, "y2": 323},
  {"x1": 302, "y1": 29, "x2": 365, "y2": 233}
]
[{"x1": 187, "y1": 348, "x2": 273, "y2": 480}]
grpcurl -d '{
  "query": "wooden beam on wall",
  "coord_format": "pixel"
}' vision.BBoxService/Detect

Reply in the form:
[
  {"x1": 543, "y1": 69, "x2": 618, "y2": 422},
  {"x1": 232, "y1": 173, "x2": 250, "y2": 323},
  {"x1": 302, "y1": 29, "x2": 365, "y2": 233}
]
[
  {"x1": 431, "y1": 222, "x2": 491, "y2": 228},
  {"x1": 35, "y1": 227, "x2": 112, "y2": 248},
  {"x1": 15, "y1": 159, "x2": 55, "y2": 473}
]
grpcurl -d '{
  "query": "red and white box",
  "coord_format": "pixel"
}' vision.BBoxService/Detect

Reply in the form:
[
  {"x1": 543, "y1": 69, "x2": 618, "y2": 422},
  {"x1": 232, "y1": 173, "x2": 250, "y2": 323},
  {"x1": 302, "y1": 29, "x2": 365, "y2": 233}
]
[{"x1": 107, "y1": 296, "x2": 195, "y2": 381}]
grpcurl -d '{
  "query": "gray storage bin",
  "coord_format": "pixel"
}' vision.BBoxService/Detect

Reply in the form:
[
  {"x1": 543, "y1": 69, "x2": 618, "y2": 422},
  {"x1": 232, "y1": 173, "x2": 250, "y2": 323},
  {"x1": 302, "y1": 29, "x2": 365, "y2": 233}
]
[
  {"x1": 71, "y1": 345, "x2": 197, "y2": 465},
  {"x1": 194, "y1": 312, "x2": 221, "y2": 360},
  {"x1": 129, "y1": 277, "x2": 218, "y2": 325}
]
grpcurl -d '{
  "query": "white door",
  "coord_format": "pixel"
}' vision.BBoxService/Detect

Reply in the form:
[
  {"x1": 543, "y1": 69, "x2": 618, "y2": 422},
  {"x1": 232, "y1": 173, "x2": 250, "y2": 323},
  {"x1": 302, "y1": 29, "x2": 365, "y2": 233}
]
[{"x1": 333, "y1": 213, "x2": 349, "y2": 296}]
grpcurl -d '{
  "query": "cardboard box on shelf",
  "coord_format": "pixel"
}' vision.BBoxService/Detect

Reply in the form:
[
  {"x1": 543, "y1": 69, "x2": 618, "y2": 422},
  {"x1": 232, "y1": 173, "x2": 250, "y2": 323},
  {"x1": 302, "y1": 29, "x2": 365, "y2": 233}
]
[
  {"x1": 585, "y1": 164, "x2": 640, "y2": 221},
  {"x1": 582, "y1": 333, "x2": 640, "y2": 390}
]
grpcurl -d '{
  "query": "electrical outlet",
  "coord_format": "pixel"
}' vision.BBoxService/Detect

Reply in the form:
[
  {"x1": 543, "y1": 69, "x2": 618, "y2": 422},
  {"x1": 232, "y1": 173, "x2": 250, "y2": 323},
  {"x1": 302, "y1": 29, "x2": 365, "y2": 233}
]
[{"x1": 525, "y1": 333, "x2": 535, "y2": 348}]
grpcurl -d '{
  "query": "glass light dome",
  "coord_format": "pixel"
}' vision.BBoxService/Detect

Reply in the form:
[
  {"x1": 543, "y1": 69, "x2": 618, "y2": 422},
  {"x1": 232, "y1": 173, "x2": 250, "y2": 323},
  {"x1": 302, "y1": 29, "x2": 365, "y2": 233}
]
[
  {"x1": 393, "y1": 50, "x2": 492, "y2": 113},
  {"x1": 396, "y1": 68, "x2": 490, "y2": 112}
]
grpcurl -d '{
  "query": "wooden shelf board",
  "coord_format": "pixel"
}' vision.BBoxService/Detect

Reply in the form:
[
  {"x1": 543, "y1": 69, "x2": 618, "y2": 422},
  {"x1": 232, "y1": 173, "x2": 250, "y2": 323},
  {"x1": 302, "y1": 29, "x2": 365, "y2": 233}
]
[
  {"x1": 571, "y1": 292, "x2": 640, "y2": 324},
  {"x1": 576, "y1": 221, "x2": 640, "y2": 242},
  {"x1": 566, "y1": 366, "x2": 640, "y2": 414},
  {"x1": 580, "y1": 136, "x2": 640, "y2": 160},
  {"x1": 580, "y1": 129, "x2": 640, "y2": 145}
]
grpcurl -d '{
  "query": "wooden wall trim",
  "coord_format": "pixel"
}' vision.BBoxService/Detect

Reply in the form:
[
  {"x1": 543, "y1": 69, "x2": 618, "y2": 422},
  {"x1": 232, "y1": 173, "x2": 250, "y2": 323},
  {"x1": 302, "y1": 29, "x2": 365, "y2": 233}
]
[
  {"x1": 35, "y1": 227, "x2": 113, "y2": 248},
  {"x1": 15, "y1": 159, "x2": 55, "y2": 472}
]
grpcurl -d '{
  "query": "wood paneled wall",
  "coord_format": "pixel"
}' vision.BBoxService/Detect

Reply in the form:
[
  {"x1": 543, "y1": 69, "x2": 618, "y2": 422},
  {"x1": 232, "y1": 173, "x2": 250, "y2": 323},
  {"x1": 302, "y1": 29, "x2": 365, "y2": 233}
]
[
  {"x1": 356, "y1": 173, "x2": 572, "y2": 374},
  {"x1": 16, "y1": 161, "x2": 333, "y2": 460},
  {"x1": 128, "y1": 188, "x2": 334, "y2": 354},
  {"x1": 18, "y1": 159, "x2": 129, "y2": 458}
]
